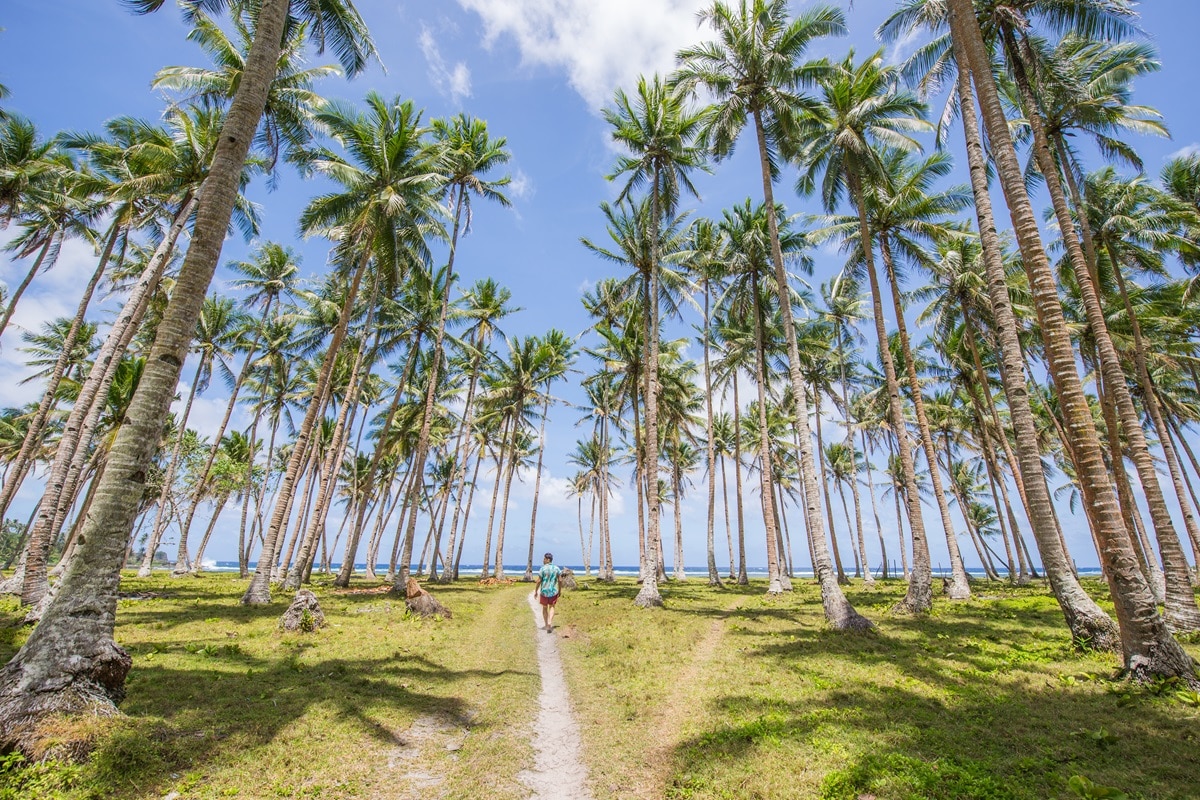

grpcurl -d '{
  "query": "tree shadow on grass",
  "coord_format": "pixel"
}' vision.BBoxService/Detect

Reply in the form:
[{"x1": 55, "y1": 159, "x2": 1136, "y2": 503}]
[{"x1": 666, "y1": 603, "x2": 1200, "y2": 799}]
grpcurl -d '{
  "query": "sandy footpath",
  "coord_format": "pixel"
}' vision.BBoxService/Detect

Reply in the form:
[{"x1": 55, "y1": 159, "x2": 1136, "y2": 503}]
[{"x1": 519, "y1": 592, "x2": 593, "y2": 799}]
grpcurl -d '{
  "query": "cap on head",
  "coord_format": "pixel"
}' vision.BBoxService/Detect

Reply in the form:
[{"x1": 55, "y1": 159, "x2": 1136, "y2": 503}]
[{"x1": 543, "y1": 552, "x2": 554, "y2": 562}]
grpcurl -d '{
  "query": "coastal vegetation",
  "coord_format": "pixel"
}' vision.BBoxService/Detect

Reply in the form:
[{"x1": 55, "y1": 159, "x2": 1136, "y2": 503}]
[{"x1": 0, "y1": 0, "x2": 1199, "y2": 796}]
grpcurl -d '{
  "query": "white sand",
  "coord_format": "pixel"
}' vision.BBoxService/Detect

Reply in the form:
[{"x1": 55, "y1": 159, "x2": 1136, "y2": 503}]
[{"x1": 518, "y1": 592, "x2": 593, "y2": 799}]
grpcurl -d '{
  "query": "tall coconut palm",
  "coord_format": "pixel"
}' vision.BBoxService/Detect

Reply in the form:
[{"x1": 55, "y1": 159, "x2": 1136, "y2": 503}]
[
  {"x1": 395, "y1": 113, "x2": 510, "y2": 590},
  {"x1": 677, "y1": 0, "x2": 869, "y2": 627},
  {"x1": 879, "y1": 0, "x2": 1121, "y2": 648},
  {"x1": 245, "y1": 93, "x2": 443, "y2": 604},
  {"x1": 601, "y1": 73, "x2": 707, "y2": 606},
  {"x1": 945, "y1": 0, "x2": 1192, "y2": 680},
  {"x1": 522, "y1": 330, "x2": 577, "y2": 581},
  {"x1": 793, "y1": 50, "x2": 941, "y2": 612}
]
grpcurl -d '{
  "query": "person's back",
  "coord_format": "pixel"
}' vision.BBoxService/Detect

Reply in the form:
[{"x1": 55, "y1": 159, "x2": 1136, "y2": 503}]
[{"x1": 536, "y1": 553, "x2": 562, "y2": 632}]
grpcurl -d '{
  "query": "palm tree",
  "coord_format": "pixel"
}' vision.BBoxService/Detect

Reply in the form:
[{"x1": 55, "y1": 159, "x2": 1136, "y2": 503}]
[
  {"x1": 395, "y1": 113, "x2": 510, "y2": 590},
  {"x1": 793, "y1": 50, "x2": 941, "y2": 612},
  {"x1": 245, "y1": 92, "x2": 443, "y2": 604},
  {"x1": 601, "y1": 73, "x2": 707, "y2": 606},
  {"x1": 152, "y1": 4, "x2": 341, "y2": 176},
  {"x1": 522, "y1": 330, "x2": 577, "y2": 581},
  {"x1": 879, "y1": 0, "x2": 1121, "y2": 648},
  {"x1": 173, "y1": 242, "x2": 298, "y2": 568},
  {"x1": 945, "y1": 0, "x2": 1192, "y2": 680},
  {"x1": 677, "y1": 0, "x2": 869, "y2": 628}
]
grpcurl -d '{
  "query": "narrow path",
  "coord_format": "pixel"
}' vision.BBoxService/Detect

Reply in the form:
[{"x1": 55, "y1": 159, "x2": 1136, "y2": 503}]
[
  {"x1": 519, "y1": 591, "x2": 593, "y2": 800},
  {"x1": 639, "y1": 595, "x2": 744, "y2": 799}
]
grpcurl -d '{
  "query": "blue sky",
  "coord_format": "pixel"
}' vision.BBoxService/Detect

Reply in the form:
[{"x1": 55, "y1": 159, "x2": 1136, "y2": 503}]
[{"x1": 2, "y1": 1, "x2": 1198, "y2": 574}]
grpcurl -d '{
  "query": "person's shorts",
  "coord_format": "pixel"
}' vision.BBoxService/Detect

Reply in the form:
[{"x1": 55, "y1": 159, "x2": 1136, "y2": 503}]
[{"x1": 539, "y1": 592, "x2": 559, "y2": 606}]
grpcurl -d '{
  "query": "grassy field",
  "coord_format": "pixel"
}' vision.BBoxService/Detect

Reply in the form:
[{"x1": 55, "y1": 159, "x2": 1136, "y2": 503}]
[
  {"x1": 556, "y1": 578, "x2": 1200, "y2": 800},
  {"x1": 0, "y1": 573, "x2": 539, "y2": 800},
  {"x1": 0, "y1": 573, "x2": 1198, "y2": 799}
]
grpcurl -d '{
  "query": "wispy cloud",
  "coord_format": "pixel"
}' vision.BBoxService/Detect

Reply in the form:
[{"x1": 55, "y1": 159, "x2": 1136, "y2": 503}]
[
  {"x1": 509, "y1": 168, "x2": 533, "y2": 200},
  {"x1": 455, "y1": 0, "x2": 712, "y2": 110},
  {"x1": 1167, "y1": 142, "x2": 1200, "y2": 160},
  {"x1": 419, "y1": 25, "x2": 472, "y2": 105}
]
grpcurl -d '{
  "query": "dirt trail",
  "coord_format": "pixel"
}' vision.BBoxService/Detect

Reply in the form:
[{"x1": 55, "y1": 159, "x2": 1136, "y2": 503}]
[
  {"x1": 519, "y1": 591, "x2": 593, "y2": 800},
  {"x1": 639, "y1": 596, "x2": 743, "y2": 798}
]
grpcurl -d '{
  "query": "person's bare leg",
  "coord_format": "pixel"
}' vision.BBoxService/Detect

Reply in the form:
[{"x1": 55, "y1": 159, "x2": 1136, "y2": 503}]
[{"x1": 546, "y1": 603, "x2": 556, "y2": 632}]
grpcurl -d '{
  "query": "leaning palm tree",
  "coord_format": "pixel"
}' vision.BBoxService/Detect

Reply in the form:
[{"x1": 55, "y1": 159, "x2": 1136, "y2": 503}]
[
  {"x1": 395, "y1": 113, "x2": 510, "y2": 590},
  {"x1": 945, "y1": 0, "x2": 1192, "y2": 681},
  {"x1": 676, "y1": 0, "x2": 869, "y2": 628},
  {"x1": 601, "y1": 73, "x2": 707, "y2": 607},
  {"x1": 245, "y1": 93, "x2": 444, "y2": 605},
  {"x1": 0, "y1": 0, "x2": 376, "y2": 744},
  {"x1": 878, "y1": 0, "x2": 1121, "y2": 648},
  {"x1": 793, "y1": 49, "x2": 943, "y2": 612}
]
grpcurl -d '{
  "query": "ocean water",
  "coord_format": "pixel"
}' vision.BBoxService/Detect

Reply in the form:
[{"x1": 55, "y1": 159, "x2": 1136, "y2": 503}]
[{"x1": 201, "y1": 561, "x2": 1107, "y2": 580}]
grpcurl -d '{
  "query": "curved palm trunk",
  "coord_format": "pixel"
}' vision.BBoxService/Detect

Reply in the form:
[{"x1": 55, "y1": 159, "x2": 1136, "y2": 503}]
[
  {"x1": 862, "y1": 431, "x2": 888, "y2": 579},
  {"x1": 753, "y1": 111, "x2": 867, "y2": 626},
  {"x1": 0, "y1": 236, "x2": 54, "y2": 343},
  {"x1": 950, "y1": 0, "x2": 1188, "y2": 674},
  {"x1": 481, "y1": 423, "x2": 509, "y2": 579},
  {"x1": 523, "y1": 392, "x2": 552, "y2": 581},
  {"x1": 16, "y1": 201, "x2": 184, "y2": 607},
  {"x1": 948, "y1": 19, "x2": 1119, "y2": 646},
  {"x1": 243, "y1": 250, "x2": 369, "y2": 604},
  {"x1": 0, "y1": 0, "x2": 291, "y2": 737},
  {"x1": 720, "y1": 455, "x2": 735, "y2": 580},
  {"x1": 0, "y1": 222, "x2": 117, "y2": 521},
  {"x1": 880, "y1": 235, "x2": 971, "y2": 598},
  {"x1": 189, "y1": 494, "x2": 229, "y2": 575},
  {"x1": 1004, "y1": 32, "x2": 1199, "y2": 631}
]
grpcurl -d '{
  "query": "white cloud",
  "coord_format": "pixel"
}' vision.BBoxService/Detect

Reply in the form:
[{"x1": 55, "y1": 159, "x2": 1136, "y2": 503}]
[
  {"x1": 419, "y1": 25, "x2": 473, "y2": 105},
  {"x1": 1167, "y1": 143, "x2": 1200, "y2": 160},
  {"x1": 576, "y1": 277, "x2": 596, "y2": 295},
  {"x1": 455, "y1": 0, "x2": 712, "y2": 110},
  {"x1": 509, "y1": 168, "x2": 533, "y2": 200},
  {"x1": 885, "y1": 27, "x2": 920, "y2": 67}
]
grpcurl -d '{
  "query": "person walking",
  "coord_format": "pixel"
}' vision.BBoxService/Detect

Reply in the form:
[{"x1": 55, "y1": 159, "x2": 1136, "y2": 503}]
[{"x1": 536, "y1": 552, "x2": 562, "y2": 632}]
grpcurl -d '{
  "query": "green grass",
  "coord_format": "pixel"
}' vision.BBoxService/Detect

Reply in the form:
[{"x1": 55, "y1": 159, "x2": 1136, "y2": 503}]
[
  {"x1": 1, "y1": 573, "x2": 1198, "y2": 799},
  {"x1": 554, "y1": 577, "x2": 1200, "y2": 800},
  {"x1": 0, "y1": 572, "x2": 539, "y2": 799}
]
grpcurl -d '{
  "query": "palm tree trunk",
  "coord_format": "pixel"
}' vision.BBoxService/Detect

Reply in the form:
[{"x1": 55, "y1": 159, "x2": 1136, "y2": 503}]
[
  {"x1": 523, "y1": 392, "x2": 553, "y2": 581},
  {"x1": 950, "y1": 0, "x2": 1187, "y2": 674},
  {"x1": 853, "y1": 169, "x2": 932, "y2": 613},
  {"x1": 753, "y1": 110, "x2": 865, "y2": 625},
  {"x1": 732, "y1": 376, "x2": 748, "y2": 586},
  {"x1": 749, "y1": 268, "x2": 783, "y2": 594},
  {"x1": 492, "y1": 419, "x2": 522, "y2": 580},
  {"x1": 189, "y1": 494, "x2": 229, "y2": 575},
  {"x1": 244, "y1": 247, "x2": 370, "y2": 604},
  {"x1": 720, "y1": 455, "x2": 735, "y2": 580},
  {"x1": 945, "y1": 13, "x2": 1120, "y2": 648},
  {"x1": 1004, "y1": 27, "x2": 1199, "y2": 632},
  {"x1": 702, "y1": 282, "x2": 722, "y2": 586},
  {"x1": 15, "y1": 200, "x2": 184, "y2": 606},
  {"x1": 0, "y1": 235, "x2": 53, "y2": 343},
  {"x1": 481, "y1": 421, "x2": 510, "y2": 579},
  {"x1": 634, "y1": 178, "x2": 664, "y2": 608},
  {"x1": 880, "y1": 235, "x2": 971, "y2": 598},
  {"x1": 0, "y1": 0, "x2": 291, "y2": 732},
  {"x1": 862, "y1": 431, "x2": 888, "y2": 579},
  {"x1": 814, "y1": 389, "x2": 847, "y2": 584},
  {"x1": 138, "y1": 357, "x2": 206, "y2": 579},
  {"x1": 0, "y1": 221, "x2": 117, "y2": 520}
]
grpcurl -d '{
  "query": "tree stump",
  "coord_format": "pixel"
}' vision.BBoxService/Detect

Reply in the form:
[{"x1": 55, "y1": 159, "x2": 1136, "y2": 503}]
[
  {"x1": 559, "y1": 568, "x2": 577, "y2": 590},
  {"x1": 279, "y1": 589, "x2": 325, "y2": 632},
  {"x1": 404, "y1": 577, "x2": 452, "y2": 619}
]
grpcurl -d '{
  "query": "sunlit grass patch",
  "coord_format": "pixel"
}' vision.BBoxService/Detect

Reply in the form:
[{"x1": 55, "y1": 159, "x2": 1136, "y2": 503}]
[{"x1": 0, "y1": 572, "x2": 539, "y2": 799}]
